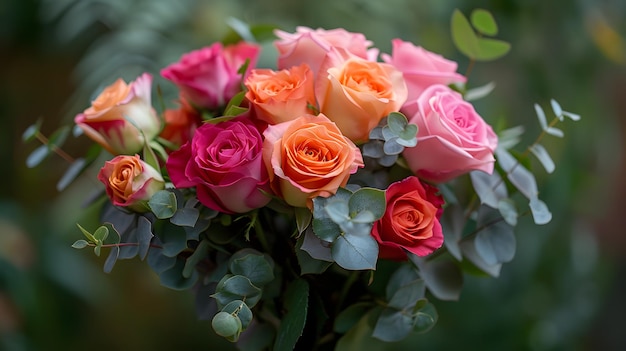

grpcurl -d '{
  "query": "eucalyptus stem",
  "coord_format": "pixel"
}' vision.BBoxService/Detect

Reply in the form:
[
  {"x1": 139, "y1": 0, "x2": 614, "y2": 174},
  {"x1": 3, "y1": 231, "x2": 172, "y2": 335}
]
[
  {"x1": 36, "y1": 131, "x2": 75, "y2": 163},
  {"x1": 90, "y1": 242, "x2": 163, "y2": 249}
]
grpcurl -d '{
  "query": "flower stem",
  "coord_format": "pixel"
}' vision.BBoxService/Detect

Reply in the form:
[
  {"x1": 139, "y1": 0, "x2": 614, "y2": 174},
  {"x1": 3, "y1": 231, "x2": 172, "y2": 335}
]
[{"x1": 36, "y1": 131, "x2": 75, "y2": 163}]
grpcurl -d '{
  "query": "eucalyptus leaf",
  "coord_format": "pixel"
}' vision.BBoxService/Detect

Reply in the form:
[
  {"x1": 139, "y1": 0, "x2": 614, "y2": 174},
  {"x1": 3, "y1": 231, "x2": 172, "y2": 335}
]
[
  {"x1": 71, "y1": 239, "x2": 89, "y2": 249},
  {"x1": 529, "y1": 197, "x2": 552, "y2": 225},
  {"x1": 387, "y1": 279, "x2": 426, "y2": 310},
  {"x1": 170, "y1": 207, "x2": 200, "y2": 227},
  {"x1": 26, "y1": 145, "x2": 50, "y2": 168},
  {"x1": 413, "y1": 302, "x2": 438, "y2": 334},
  {"x1": 470, "y1": 170, "x2": 508, "y2": 208},
  {"x1": 459, "y1": 238, "x2": 502, "y2": 277},
  {"x1": 334, "y1": 302, "x2": 373, "y2": 334},
  {"x1": 550, "y1": 99, "x2": 563, "y2": 120},
  {"x1": 212, "y1": 275, "x2": 262, "y2": 308},
  {"x1": 300, "y1": 227, "x2": 333, "y2": 262},
  {"x1": 103, "y1": 245, "x2": 120, "y2": 273},
  {"x1": 475, "y1": 38, "x2": 511, "y2": 61},
  {"x1": 57, "y1": 158, "x2": 86, "y2": 191},
  {"x1": 47, "y1": 125, "x2": 70, "y2": 149},
  {"x1": 22, "y1": 119, "x2": 42, "y2": 142},
  {"x1": 182, "y1": 239, "x2": 210, "y2": 278},
  {"x1": 362, "y1": 142, "x2": 384, "y2": 158},
  {"x1": 383, "y1": 139, "x2": 404, "y2": 155},
  {"x1": 348, "y1": 188, "x2": 386, "y2": 221},
  {"x1": 159, "y1": 257, "x2": 199, "y2": 291},
  {"x1": 273, "y1": 279, "x2": 309, "y2": 351},
  {"x1": 332, "y1": 233, "x2": 378, "y2": 271},
  {"x1": 411, "y1": 256, "x2": 463, "y2": 301},
  {"x1": 229, "y1": 250, "x2": 275, "y2": 287},
  {"x1": 495, "y1": 148, "x2": 539, "y2": 200},
  {"x1": 136, "y1": 216, "x2": 154, "y2": 260},
  {"x1": 148, "y1": 190, "x2": 178, "y2": 219},
  {"x1": 530, "y1": 144, "x2": 555, "y2": 174},
  {"x1": 325, "y1": 199, "x2": 351, "y2": 224},
  {"x1": 465, "y1": 81, "x2": 496, "y2": 102},
  {"x1": 295, "y1": 234, "x2": 333, "y2": 275},
  {"x1": 158, "y1": 223, "x2": 188, "y2": 257},
  {"x1": 498, "y1": 198, "x2": 518, "y2": 226},
  {"x1": 451, "y1": 9, "x2": 480, "y2": 60},
  {"x1": 93, "y1": 225, "x2": 109, "y2": 243},
  {"x1": 474, "y1": 206, "x2": 516, "y2": 265},
  {"x1": 372, "y1": 308, "x2": 413, "y2": 342},
  {"x1": 146, "y1": 245, "x2": 177, "y2": 274},
  {"x1": 385, "y1": 264, "x2": 420, "y2": 300},
  {"x1": 221, "y1": 300, "x2": 253, "y2": 329},
  {"x1": 497, "y1": 125, "x2": 525, "y2": 150},
  {"x1": 562, "y1": 110, "x2": 581, "y2": 121}
]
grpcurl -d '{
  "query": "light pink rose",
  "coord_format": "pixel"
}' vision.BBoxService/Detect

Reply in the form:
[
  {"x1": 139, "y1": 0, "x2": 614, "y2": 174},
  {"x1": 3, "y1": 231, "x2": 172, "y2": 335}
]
[
  {"x1": 402, "y1": 84, "x2": 498, "y2": 183},
  {"x1": 382, "y1": 39, "x2": 466, "y2": 104},
  {"x1": 161, "y1": 42, "x2": 260, "y2": 110},
  {"x1": 98, "y1": 154, "x2": 165, "y2": 212},
  {"x1": 274, "y1": 26, "x2": 378, "y2": 76},
  {"x1": 315, "y1": 50, "x2": 407, "y2": 143},
  {"x1": 75, "y1": 73, "x2": 161, "y2": 155},
  {"x1": 166, "y1": 117, "x2": 271, "y2": 214}
]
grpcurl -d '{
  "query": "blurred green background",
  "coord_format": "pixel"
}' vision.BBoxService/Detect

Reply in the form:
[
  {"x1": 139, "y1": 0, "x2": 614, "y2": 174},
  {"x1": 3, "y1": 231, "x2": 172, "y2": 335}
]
[{"x1": 1, "y1": 0, "x2": 625, "y2": 350}]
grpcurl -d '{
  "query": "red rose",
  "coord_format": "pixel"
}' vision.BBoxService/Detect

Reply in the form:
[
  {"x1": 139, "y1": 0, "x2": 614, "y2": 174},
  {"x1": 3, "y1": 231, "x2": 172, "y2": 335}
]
[{"x1": 371, "y1": 176, "x2": 444, "y2": 261}]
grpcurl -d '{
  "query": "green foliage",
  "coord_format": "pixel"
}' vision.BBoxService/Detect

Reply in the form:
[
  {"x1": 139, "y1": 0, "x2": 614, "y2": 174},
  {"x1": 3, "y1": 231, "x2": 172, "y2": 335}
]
[
  {"x1": 364, "y1": 113, "x2": 418, "y2": 167},
  {"x1": 273, "y1": 279, "x2": 309, "y2": 351},
  {"x1": 451, "y1": 9, "x2": 511, "y2": 61},
  {"x1": 148, "y1": 190, "x2": 178, "y2": 219}
]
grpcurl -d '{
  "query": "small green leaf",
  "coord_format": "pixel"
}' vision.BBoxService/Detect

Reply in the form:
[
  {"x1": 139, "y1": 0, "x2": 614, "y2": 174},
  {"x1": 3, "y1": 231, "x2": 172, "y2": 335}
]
[
  {"x1": 212, "y1": 311, "x2": 243, "y2": 340},
  {"x1": 159, "y1": 257, "x2": 199, "y2": 291},
  {"x1": 550, "y1": 99, "x2": 563, "y2": 120},
  {"x1": 26, "y1": 145, "x2": 50, "y2": 168},
  {"x1": 334, "y1": 302, "x2": 372, "y2": 334},
  {"x1": 372, "y1": 308, "x2": 413, "y2": 342},
  {"x1": 71, "y1": 239, "x2": 89, "y2": 249},
  {"x1": 93, "y1": 226, "x2": 109, "y2": 243},
  {"x1": 76, "y1": 223, "x2": 97, "y2": 243},
  {"x1": 465, "y1": 81, "x2": 496, "y2": 102},
  {"x1": 47, "y1": 126, "x2": 70, "y2": 149},
  {"x1": 529, "y1": 197, "x2": 552, "y2": 225},
  {"x1": 159, "y1": 223, "x2": 188, "y2": 257},
  {"x1": 451, "y1": 9, "x2": 481, "y2": 60},
  {"x1": 471, "y1": 9, "x2": 498, "y2": 36},
  {"x1": 387, "y1": 279, "x2": 426, "y2": 310},
  {"x1": 294, "y1": 207, "x2": 312, "y2": 235},
  {"x1": 182, "y1": 239, "x2": 210, "y2": 278},
  {"x1": 325, "y1": 199, "x2": 351, "y2": 224},
  {"x1": 273, "y1": 279, "x2": 309, "y2": 351},
  {"x1": 498, "y1": 198, "x2": 518, "y2": 226},
  {"x1": 413, "y1": 302, "x2": 438, "y2": 334},
  {"x1": 349, "y1": 188, "x2": 386, "y2": 221},
  {"x1": 229, "y1": 250, "x2": 275, "y2": 287},
  {"x1": 94, "y1": 243, "x2": 102, "y2": 257},
  {"x1": 142, "y1": 142, "x2": 161, "y2": 175},
  {"x1": 226, "y1": 17, "x2": 256, "y2": 43},
  {"x1": 387, "y1": 112, "x2": 408, "y2": 134},
  {"x1": 474, "y1": 38, "x2": 511, "y2": 61},
  {"x1": 474, "y1": 206, "x2": 516, "y2": 265},
  {"x1": 530, "y1": 144, "x2": 555, "y2": 174},
  {"x1": 295, "y1": 234, "x2": 333, "y2": 275},
  {"x1": 221, "y1": 300, "x2": 253, "y2": 329},
  {"x1": 300, "y1": 227, "x2": 333, "y2": 262},
  {"x1": 212, "y1": 275, "x2": 262, "y2": 308},
  {"x1": 383, "y1": 139, "x2": 404, "y2": 155},
  {"x1": 170, "y1": 207, "x2": 200, "y2": 227},
  {"x1": 56, "y1": 158, "x2": 87, "y2": 191}
]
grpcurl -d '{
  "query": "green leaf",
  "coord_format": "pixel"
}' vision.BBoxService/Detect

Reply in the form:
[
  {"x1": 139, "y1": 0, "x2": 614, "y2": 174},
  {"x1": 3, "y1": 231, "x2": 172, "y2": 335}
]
[
  {"x1": 332, "y1": 233, "x2": 378, "y2": 270},
  {"x1": 385, "y1": 264, "x2": 420, "y2": 300},
  {"x1": 372, "y1": 308, "x2": 413, "y2": 342},
  {"x1": 387, "y1": 279, "x2": 426, "y2": 310},
  {"x1": 71, "y1": 239, "x2": 89, "y2": 249},
  {"x1": 294, "y1": 207, "x2": 312, "y2": 235},
  {"x1": 212, "y1": 311, "x2": 242, "y2": 340},
  {"x1": 334, "y1": 302, "x2": 372, "y2": 334},
  {"x1": 159, "y1": 257, "x2": 199, "y2": 290},
  {"x1": 142, "y1": 142, "x2": 161, "y2": 175},
  {"x1": 148, "y1": 190, "x2": 178, "y2": 219},
  {"x1": 413, "y1": 302, "x2": 438, "y2": 334},
  {"x1": 386, "y1": 112, "x2": 408, "y2": 134},
  {"x1": 459, "y1": 238, "x2": 502, "y2": 277},
  {"x1": 158, "y1": 223, "x2": 188, "y2": 257},
  {"x1": 325, "y1": 199, "x2": 351, "y2": 224},
  {"x1": 534, "y1": 103, "x2": 564, "y2": 137},
  {"x1": 550, "y1": 99, "x2": 563, "y2": 120},
  {"x1": 212, "y1": 275, "x2": 262, "y2": 308},
  {"x1": 451, "y1": 9, "x2": 481, "y2": 60},
  {"x1": 529, "y1": 143, "x2": 555, "y2": 174},
  {"x1": 93, "y1": 225, "x2": 109, "y2": 243},
  {"x1": 410, "y1": 255, "x2": 463, "y2": 301},
  {"x1": 498, "y1": 198, "x2": 518, "y2": 226},
  {"x1": 474, "y1": 38, "x2": 511, "y2": 61},
  {"x1": 465, "y1": 81, "x2": 496, "y2": 102},
  {"x1": 335, "y1": 309, "x2": 388, "y2": 351},
  {"x1": 470, "y1": 170, "x2": 508, "y2": 209},
  {"x1": 94, "y1": 243, "x2": 102, "y2": 257},
  {"x1": 397, "y1": 124, "x2": 418, "y2": 144},
  {"x1": 273, "y1": 279, "x2": 309, "y2": 351},
  {"x1": 383, "y1": 138, "x2": 404, "y2": 155},
  {"x1": 226, "y1": 17, "x2": 256, "y2": 43},
  {"x1": 470, "y1": 9, "x2": 498, "y2": 36},
  {"x1": 349, "y1": 188, "x2": 386, "y2": 222},
  {"x1": 474, "y1": 206, "x2": 516, "y2": 265},
  {"x1": 147, "y1": 245, "x2": 177, "y2": 273},
  {"x1": 295, "y1": 234, "x2": 333, "y2": 275},
  {"x1": 103, "y1": 245, "x2": 120, "y2": 273},
  {"x1": 56, "y1": 158, "x2": 86, "y2": 191},
  {"x1": 182, "y1": 239, "x2": 209, "y2": 278},
  {"x1": 300, "y1": 227, "x2": 333, "y2": 262},
  {"x1": 26, "y1": 145, "x2": 50, "y2": 168},
  {"x1": 229, "y1": 250, "x2": 275, "y2": 286},
  {"x1": 496, "y1": 148, "x2": 539, "y2": 200},
  {"x1": 76, "y1": 223, "x2": 97, "y2": 243},
  {"x1": 497, "y1": 125, "x2": 525, "y2": 150},
  {"x1": 221, "y1": 300, "x2": 253, "y2": 329},
  {"x1": 170, "y1": 207, "x2": 200, "y2": 227},
  {"x1": 22, "y1": 118, "x2": 42, "y2": 142},
  {"x1": 136, "y1": 216, "x2": 154, "y2": 260}
]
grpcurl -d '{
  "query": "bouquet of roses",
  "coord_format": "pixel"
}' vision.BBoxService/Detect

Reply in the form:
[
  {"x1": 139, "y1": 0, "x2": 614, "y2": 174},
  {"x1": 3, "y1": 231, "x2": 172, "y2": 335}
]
[{"x1": 23, "y1": 8, "x2": 579, "y2": 350}]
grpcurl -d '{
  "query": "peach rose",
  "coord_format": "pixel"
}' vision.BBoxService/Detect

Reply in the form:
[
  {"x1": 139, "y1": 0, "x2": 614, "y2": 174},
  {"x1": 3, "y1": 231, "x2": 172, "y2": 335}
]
[
  {"x1": 316, "y1": 51, "x2": 407, "y2": 143},
  {"x1": 98, "y1": 154, "x2": 165, "y2": 212},
  {"x1": 274, "y1": 27, "x2": 378, "y2": 76},
  {"x1": 382, "y1": 39, "x2": 467, "y2": 104},
  {"x1": 75, "y1": 73, "x2": 161, "y2": 155},
  {"x1": 244, "y1": 64, "x2": 316, "y2": 124},
  {"x1": 159, "y1": 98, "x2": 202, "y2": 151},
  {"x1": 262, "y1": 114, "x2": 364, "y2": 208}
]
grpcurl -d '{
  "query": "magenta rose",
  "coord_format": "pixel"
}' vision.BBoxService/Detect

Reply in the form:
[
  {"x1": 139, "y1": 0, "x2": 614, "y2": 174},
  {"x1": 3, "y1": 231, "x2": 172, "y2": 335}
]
[
  {"x1": 274, "y1": 26, "x2": 378, "y2": 76},
  {"x1": 402, "y1": 84, "x2": 498, "y2": 183},
  {"x1": 382, "y1": 39, "x2": 466, "y2": 104},
  {"x1": 161, "y1": 42, "x2": 260, "y2": 110},
  {"x1": 371, "y1": 176, "x2": 444, "y2": 261},
  {"x1": 166, "y1": 118, "x2": 271, "y2": 214}
]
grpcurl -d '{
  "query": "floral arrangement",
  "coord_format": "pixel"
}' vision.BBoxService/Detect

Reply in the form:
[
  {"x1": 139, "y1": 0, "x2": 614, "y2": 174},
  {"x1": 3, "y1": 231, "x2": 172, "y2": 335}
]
[{"x1": 23, "y1": 9, "x2": 580, "y2": 350}]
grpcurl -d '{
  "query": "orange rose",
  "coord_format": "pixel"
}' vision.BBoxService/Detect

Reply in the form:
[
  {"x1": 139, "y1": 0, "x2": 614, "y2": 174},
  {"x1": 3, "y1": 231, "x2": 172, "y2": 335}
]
[
  {"x1": 98, "y1": 154, "x2": 165, "y2": 212},
  {"x1": 262, "y1": 114, "x2": 364, "y2": 208},
  {"x1": 316, "y1": 51, "x2": 407, "y2": 143},
  {"x1": 159, "y1": 98, "x2": 202, "y2": 151},
  {"x1": 75, "y1": 73, "x2": 161, "y2": 155},
  {"x1": 245, "y1": 64, "x2": 317, "y2": 124}
]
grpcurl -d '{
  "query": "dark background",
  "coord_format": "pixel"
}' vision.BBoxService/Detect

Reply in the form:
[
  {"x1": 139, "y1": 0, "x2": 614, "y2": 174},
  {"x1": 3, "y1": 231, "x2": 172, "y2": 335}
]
[{"x1": 1, "y1": 0, "x2": 625, "y2": 350}]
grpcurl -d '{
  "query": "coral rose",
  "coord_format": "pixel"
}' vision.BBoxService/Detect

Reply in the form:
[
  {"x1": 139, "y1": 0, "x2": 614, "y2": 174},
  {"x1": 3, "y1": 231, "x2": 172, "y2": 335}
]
[
  {"x1": 98, "y1": 154, "x2": 165, "y2": 213},
  {"x1": 371, "y1": 176, "x2": 444, "y2": 260},
  {"x1": 244, "y1": 64, "x2": 316, "y2": 124},
  {"x1": 402, "y1": 84, "x2": 498, "y2": 183},
  {"x1": 166, "y1": 118, "x2": 271, "y2": 214},
  {"x1": 262, "y1": 114, "x2": 364, "y2": 208},
  {"x1": 159, "y1": 98, "x2": 202, "y2": 151},
  {"x1": 316, "y1": 51, "x2": 407, "y2": 143},
  {"x1": 75, "y1": 73, "x2": 161, "y2": 155}
]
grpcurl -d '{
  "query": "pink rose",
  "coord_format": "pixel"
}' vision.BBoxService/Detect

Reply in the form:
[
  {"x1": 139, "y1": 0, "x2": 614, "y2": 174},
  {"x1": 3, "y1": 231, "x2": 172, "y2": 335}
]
[
  {"x1": 274, "y1": 27, "x2": 378, "y2": 76},
  {"x1": 402, "y1": 84, "x2": 498, "y2": 183},
  {"x1": 75, "y1": 73, "x2": 161, "y2": 155},
  {"x1": 244, "y1": 64, "x2": 316, "y2": 124},
  {"x1": 98, "y1": 154, "x2": 165, "y2": 212},
  {"x1": 316, "y1": 51, "x2": 407, "y2": 143},
  {"x1": 382, "y1": 39, "x2": 466, "y2": 104},
  {"x1": 371, "y1": 176, "x2": 444, "y2": 261},
  {"x1": 161, "y1": 42, "x2": 260, "y2": 110},
  {"x1": 166, "y1": 118, "x2": 271, "y2": 214},
  {"x1": 262, "y1": 114, "x2": 364, "y2": 208}
]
